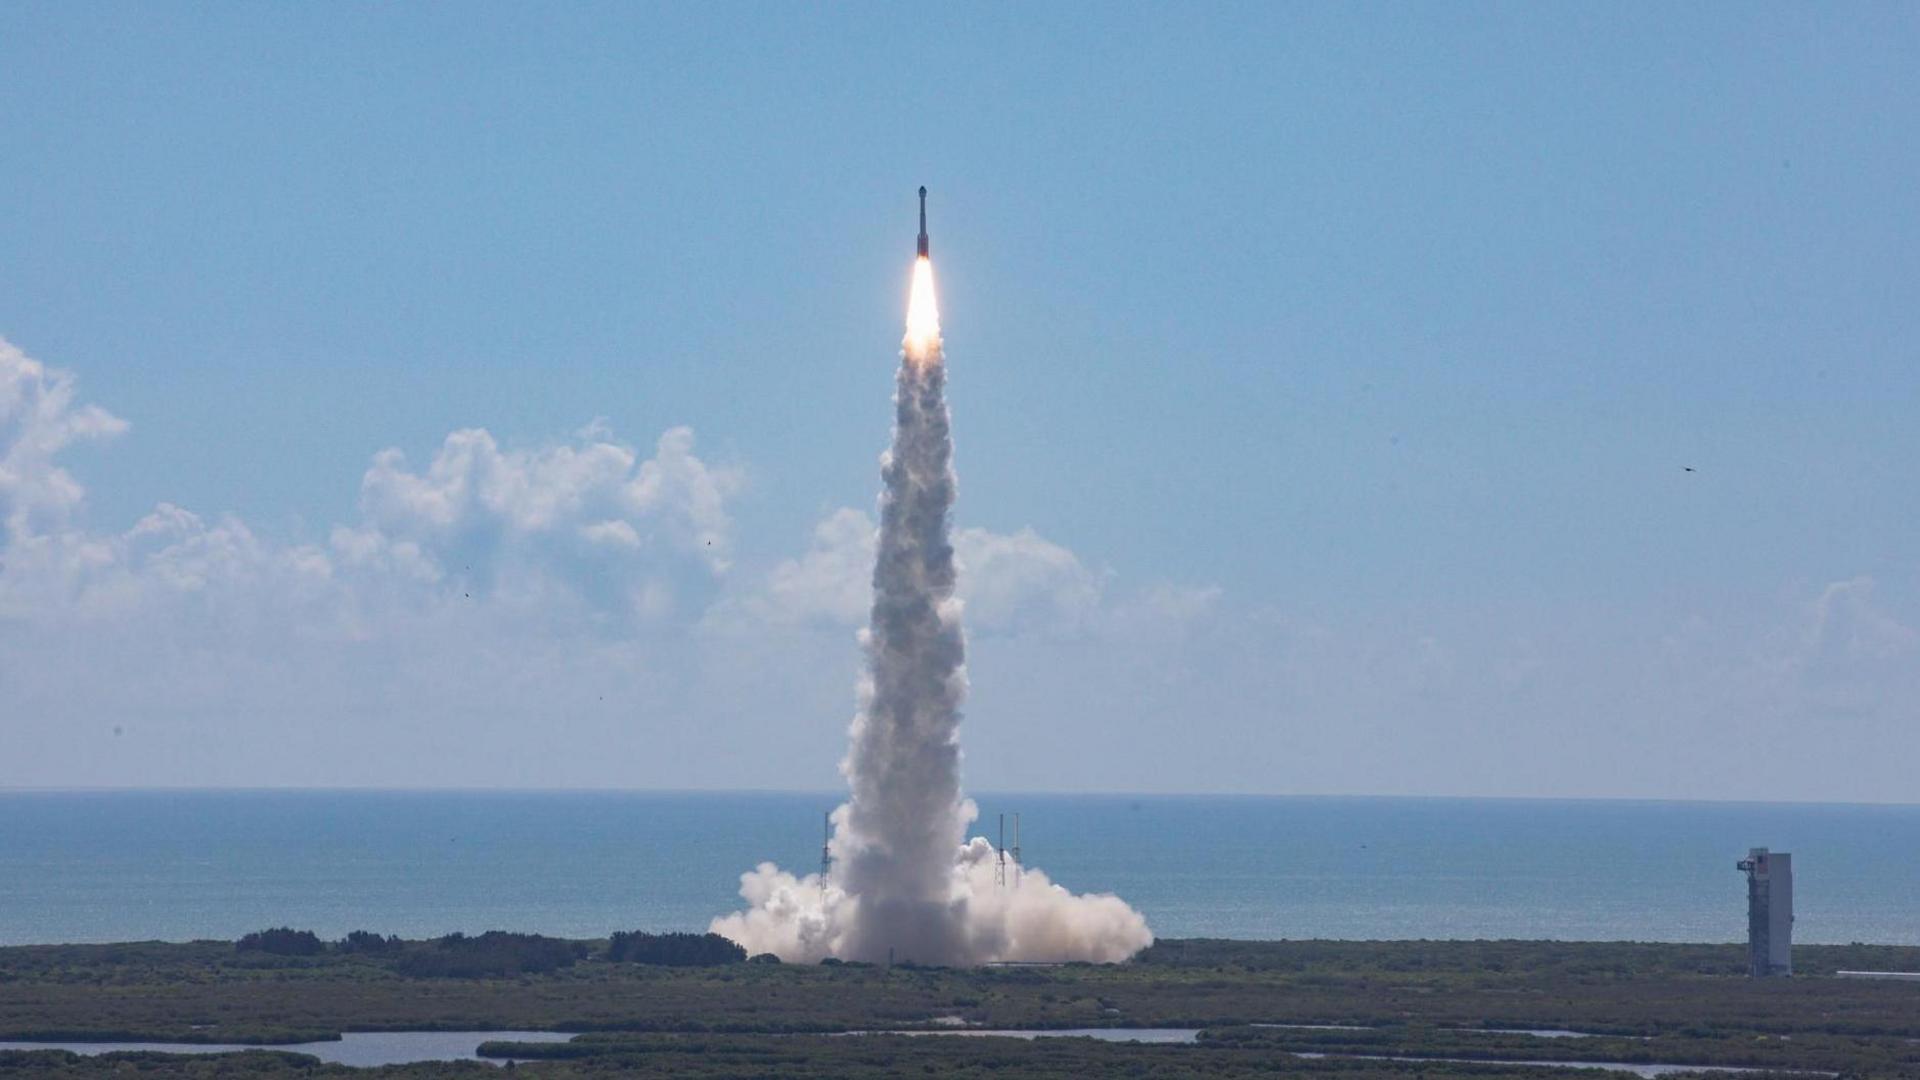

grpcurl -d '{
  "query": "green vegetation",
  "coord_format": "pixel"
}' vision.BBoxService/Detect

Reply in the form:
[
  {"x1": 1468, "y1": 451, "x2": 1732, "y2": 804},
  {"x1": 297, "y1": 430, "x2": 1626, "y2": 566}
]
[
  {"x1": 392, "y1": 932, "x2": 584, "y2": 979},
  {"x1": 604, "y1": 931, "x2": 744, "y2": 967},
  {"x1": 0, "y1": 1042, "x2": 1759, "y2": 1079},
  {"x1": 234, "y1": 928, "x2": 324, "y2": 957},
  {"x1": 2, "y1": 937, "x2": 1917, "y2": 1076},
  {"x1": 1203, "y1": 1023, "x2": 1920, "y2": 1075},
  {"x1": 338, "y1": 932, "x2": 402, "y2": 956}
]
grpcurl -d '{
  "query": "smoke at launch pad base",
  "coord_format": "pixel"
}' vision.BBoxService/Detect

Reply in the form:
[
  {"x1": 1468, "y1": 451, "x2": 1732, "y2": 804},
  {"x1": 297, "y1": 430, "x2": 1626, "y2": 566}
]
[{"x1": 710, "y1": 230, "x2": 1152, "y2": 967}]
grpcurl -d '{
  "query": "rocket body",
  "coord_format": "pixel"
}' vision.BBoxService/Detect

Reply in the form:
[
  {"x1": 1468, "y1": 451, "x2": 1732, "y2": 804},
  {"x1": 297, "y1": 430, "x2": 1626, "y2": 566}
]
[{"x1": 916, "y1": 186, "x2": 929, "y2": 258}]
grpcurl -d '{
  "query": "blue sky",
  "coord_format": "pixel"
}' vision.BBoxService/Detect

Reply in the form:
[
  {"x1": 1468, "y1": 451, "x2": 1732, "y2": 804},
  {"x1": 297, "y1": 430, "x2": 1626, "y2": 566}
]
[{"x1": 2, "y1": 4, "x2": 1917, "y2": 798}]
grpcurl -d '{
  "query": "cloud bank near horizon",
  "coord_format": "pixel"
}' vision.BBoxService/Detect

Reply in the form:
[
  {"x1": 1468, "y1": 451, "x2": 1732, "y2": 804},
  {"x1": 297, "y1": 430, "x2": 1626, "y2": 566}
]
[
  {"x1": 0, "y1": 338, "x2": 1216, "y2": 789},
  {"x1": 2, "y1": 336, "x2": 1916, "y2": 800}
]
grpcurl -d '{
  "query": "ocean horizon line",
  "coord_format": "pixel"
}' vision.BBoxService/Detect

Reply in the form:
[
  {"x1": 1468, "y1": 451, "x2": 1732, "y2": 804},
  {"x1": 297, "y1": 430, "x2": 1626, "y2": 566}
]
[{"x1": 1, "y1": 786, "x2": 1916, "y2": 810}]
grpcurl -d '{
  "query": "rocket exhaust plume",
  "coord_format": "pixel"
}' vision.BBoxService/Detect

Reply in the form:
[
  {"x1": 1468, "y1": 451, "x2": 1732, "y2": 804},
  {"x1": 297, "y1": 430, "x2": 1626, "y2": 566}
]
[{"x1": 712, "y1": 190, "x2": 1152, "y2": 966}]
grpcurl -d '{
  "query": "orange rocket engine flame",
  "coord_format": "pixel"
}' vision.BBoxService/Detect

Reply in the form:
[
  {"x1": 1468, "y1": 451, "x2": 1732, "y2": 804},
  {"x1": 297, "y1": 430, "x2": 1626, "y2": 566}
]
[{"x1": 904, "y1": 255, "x2": 941, "y2": 362}]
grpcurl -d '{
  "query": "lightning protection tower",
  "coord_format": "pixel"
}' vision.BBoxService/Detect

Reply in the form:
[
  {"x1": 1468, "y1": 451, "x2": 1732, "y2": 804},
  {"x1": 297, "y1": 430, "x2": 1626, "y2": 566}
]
[
  {"x1": 996, "y1": 814, "x2": 1007, "y2": 886},
  {"x1": 995, "y1": 812, "x2": 1023, "y2": 887}
]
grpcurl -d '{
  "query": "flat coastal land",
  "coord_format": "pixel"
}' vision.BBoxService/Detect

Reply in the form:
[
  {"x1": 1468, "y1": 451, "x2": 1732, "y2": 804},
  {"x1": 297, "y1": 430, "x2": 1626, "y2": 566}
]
[{"x1": 3, "y1": 937, "x2": 1919, "y2": 1077}]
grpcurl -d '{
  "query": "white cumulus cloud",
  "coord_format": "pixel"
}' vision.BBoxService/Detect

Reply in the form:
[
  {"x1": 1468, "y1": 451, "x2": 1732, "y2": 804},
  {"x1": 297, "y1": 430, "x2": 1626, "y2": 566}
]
[
  {"x1": 0, "y1": 336, "x2": 746, "y2": 700},
  {"x1": 0, "y1": 338, "x2": 130, "y2": 540}
]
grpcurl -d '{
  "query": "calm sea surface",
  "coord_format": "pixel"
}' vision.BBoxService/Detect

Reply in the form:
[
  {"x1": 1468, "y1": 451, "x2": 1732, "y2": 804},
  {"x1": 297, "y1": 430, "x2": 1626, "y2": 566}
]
[{"x1": 0, "y1": 792, "x2": 1915, "y2": 947}]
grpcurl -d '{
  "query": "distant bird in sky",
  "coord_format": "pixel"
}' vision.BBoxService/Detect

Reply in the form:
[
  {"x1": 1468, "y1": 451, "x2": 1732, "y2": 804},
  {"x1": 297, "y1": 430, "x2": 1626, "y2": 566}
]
[{"x1": 1683, "y1": 466, "x2": 1696, "y2": 473}]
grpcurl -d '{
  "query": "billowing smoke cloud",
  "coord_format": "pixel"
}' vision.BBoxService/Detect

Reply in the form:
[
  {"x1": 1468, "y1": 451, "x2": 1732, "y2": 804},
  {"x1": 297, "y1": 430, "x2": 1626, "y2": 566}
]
[
  {"x1": 711, "y1": 285, "x2": 1152, "y2": 965},
  {"x1": 713, "y1": 841, "x2": 1154, "y2": 966}
]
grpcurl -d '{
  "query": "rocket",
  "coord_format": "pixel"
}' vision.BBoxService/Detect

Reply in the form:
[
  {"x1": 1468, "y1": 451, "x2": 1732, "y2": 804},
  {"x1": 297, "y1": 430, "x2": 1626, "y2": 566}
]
[{"x1": 916, "y1": 186, "x2": 929, "y2": 258}]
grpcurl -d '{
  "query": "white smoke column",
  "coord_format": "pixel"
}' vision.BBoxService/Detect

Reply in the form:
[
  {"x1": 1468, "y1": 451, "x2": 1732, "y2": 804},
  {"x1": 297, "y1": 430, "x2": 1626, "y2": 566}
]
[
  {"x1": 832, "y1": 259, "x2": 971, "y2": 965},
  {"x1": 712, "y1": 254, "x2": 1151, "y2": 965}
]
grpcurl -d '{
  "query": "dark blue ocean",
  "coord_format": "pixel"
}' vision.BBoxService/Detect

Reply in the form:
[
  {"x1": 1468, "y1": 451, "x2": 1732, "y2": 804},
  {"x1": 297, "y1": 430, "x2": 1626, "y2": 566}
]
[{"x1": 1, "y1": 792, "x2": 1915, "y2": 947}]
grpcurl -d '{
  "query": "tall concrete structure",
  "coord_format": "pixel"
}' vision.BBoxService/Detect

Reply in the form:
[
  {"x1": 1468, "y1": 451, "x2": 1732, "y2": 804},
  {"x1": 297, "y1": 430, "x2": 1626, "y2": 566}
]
[{"x1": 1736, "y1": 848, "x2": 1792, "y2": 977}]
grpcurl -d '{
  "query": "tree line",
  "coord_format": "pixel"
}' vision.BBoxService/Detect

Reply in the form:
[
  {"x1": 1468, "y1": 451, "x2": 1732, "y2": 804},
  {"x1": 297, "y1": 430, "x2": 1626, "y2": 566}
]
[{"x1": 235, "y1": 927, "x2": 757, "y2": 974}]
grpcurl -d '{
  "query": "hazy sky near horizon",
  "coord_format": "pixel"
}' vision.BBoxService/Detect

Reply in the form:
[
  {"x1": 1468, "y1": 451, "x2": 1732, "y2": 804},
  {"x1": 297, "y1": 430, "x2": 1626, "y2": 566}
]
[{"x1": 3, "y1": 4, "x2": 1917, "y2": 799}]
